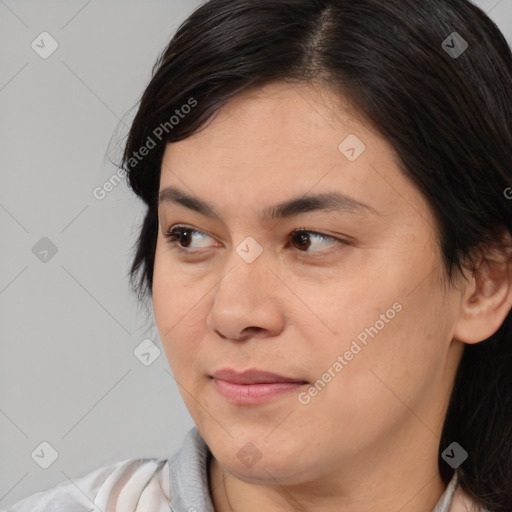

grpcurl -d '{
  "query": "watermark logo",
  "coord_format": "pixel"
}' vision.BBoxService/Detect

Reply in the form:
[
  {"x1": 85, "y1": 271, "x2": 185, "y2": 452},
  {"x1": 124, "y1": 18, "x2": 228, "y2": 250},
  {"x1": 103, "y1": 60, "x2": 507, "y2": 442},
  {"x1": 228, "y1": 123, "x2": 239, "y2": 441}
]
[
  {"x1": 298, "y1": 301, "x2": 403, "y2": 405},
  {"x1": 31, "y1": 32, "x2": 59, "y2": 59},
  {"x1": 93, "y1": 167, "x2": 127, "y2": 200},
  {"x1": 441, "y1": 442, "x2": 468, "y2": 469},
  {"x1": 133, "y1": 339, "x2": 161, "y2": 366},
  {"x1": 32, "y1": 237, "x2": 58, "y2": 263},
  {"x1": 339, "y1": 134, "x2": 366, "y2": 161},
  {"x1": 93, "y1": 98, "x2": 198, "y2": 200},
  {"x1": 31, "y1": 441, "x2": 59, "y2": 469},
  {"x1": 442, "y1": 32, "x2": 468, "y2": 59},
  {"x1": 237, "y1": 442, "x2": 263, "y2": 468},
  {"x1": 236, "y1": 236, "x2": 263, "y2": 264},
  {"x1": 126, "y1": 97, "x2": 198, "y2": 170}
]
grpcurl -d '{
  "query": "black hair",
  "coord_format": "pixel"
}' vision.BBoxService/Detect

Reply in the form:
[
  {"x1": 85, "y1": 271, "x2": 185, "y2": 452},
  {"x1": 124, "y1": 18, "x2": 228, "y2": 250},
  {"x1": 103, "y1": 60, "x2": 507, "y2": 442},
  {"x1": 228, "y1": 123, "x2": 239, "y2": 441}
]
[{"x1": 118, "y1": 0, "x2": 512, "y2": 509}]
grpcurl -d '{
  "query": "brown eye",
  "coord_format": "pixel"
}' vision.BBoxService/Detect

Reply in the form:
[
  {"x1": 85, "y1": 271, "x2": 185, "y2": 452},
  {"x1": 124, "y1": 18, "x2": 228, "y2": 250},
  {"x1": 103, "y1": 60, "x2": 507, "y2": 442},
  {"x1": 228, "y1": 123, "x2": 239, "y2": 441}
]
[
  {"x1": 291, "y1": 230, "x2": 312, "y2": 250},
  {"x1": 167, "y1": 227, "x2": 193, "y2": 248},
  {"x1": 164, "y1": 226, "x2": 213, "y2": 250},
  {"x1": 290, "y1": 229, "x2": 340, "y2": 253}
]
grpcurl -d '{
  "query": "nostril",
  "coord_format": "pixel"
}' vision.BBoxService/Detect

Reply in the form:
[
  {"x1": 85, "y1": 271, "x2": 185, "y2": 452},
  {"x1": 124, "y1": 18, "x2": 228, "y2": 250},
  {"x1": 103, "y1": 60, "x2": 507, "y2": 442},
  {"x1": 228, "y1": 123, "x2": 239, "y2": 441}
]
[{"x1": 233, "y1": 327, "x2": 263, "y2": 340}]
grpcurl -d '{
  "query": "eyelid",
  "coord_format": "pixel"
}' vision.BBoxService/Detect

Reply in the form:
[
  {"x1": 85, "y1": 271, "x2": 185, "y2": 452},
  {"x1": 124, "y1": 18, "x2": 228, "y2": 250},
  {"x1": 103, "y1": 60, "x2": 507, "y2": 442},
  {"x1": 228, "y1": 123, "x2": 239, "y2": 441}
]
[
  {"x1": 292, "y1": 227, "x2": 350, "y2": 256},
  {"x1": 164, "y1": 224, "x2": 350, "y2": 255},
  {"x1": 164, "y1": 224, "x2": 218, "y2": 251}
]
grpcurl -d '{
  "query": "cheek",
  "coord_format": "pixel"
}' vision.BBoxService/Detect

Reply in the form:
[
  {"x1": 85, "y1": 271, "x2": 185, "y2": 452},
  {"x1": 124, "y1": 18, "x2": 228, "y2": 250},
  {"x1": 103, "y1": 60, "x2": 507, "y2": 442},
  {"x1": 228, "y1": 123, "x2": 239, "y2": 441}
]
[
  {"x1": 152, "y1": 248, "x2": 202, "y2": 366},
  {"x1": 152, "y1": 241, "x2": 202, "y2": 327},
  {"x1": 307, "y1": 259, "x2": 452, "y2": 410},
  {"x1": 297, "y1": 302, "x2": 448, "y2": 457},
  {"x1": 324, "y1": 284, "x2": 453, "y2": 424}
]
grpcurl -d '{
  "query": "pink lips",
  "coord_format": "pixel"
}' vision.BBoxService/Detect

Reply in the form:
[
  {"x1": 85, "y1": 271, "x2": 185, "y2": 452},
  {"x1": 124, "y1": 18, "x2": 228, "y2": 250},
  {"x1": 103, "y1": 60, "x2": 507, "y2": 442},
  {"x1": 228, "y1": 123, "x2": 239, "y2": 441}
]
[{"x1": 211, "y1": 368, "x2": 308, "y2": 405}]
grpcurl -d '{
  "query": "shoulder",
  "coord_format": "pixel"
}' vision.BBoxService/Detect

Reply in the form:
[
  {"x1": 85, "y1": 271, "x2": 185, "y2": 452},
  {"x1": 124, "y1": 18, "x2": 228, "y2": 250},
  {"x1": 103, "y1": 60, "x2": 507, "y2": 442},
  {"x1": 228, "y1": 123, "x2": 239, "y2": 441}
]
[
  {"x1": 6, "y1": 457, "x2": 171, "y2": 512},
  {"x1": 450, "y1": 487, "x2": 491, "y2": 512},
  {"x1": 438, "y1": 472, "x2": 491, "y2": 512}
]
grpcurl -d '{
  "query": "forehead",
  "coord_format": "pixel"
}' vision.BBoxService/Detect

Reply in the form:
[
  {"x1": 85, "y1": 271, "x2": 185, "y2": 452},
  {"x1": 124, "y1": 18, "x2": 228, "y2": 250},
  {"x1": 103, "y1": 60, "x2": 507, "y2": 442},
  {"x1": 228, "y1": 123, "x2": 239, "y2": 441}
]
[
  {"x1": 162, "y1": 82, "x2": 380, "y2": 177},
  {"x1": 170, "y1": 81, "x2": 364, "y2": 158},
  {"x1": 158, "y1": 81, "x2": 430, "y2": 227}
]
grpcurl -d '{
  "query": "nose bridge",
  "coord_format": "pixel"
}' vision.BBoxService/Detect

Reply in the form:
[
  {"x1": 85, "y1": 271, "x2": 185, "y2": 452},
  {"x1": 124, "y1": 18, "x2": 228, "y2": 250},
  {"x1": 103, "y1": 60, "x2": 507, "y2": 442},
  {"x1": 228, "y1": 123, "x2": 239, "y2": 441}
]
[
  {"x1": 218, "y1": 239, "x2": 270, "y2": 308},
  {"x1": 206, "y1": 239, "x2": 284, "y2": 340}
]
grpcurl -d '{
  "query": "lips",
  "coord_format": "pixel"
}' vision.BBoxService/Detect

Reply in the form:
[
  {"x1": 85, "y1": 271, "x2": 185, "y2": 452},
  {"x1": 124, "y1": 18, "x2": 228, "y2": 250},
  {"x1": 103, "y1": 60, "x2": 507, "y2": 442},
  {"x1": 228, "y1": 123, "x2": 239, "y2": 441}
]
[
  {"x1": 210, "y1": 368, "x2": 308, "y2": 405},
  {"x1": 211, "y1": 368, "x2": 308, "y2": 385}
]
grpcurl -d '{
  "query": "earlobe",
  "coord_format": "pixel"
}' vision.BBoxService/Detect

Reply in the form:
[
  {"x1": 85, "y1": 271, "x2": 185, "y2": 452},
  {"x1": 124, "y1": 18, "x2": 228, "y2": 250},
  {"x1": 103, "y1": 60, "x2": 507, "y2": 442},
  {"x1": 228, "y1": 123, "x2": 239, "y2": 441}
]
[{"x1": 453, "y1": 232, "x2": 512, "y2": 345}]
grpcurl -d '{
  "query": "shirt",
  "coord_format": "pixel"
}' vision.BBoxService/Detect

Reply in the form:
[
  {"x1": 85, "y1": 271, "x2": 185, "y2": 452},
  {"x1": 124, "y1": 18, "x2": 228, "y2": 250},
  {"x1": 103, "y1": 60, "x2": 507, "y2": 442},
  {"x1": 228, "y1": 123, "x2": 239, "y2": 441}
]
[{"x1": 5, "y1": 427, "x2": 487, "y2": 512}]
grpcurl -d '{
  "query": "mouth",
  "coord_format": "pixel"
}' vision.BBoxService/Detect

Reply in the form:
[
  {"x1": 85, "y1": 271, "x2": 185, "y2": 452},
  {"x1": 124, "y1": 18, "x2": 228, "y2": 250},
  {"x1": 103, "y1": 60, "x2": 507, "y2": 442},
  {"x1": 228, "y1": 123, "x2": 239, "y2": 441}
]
[{"x1": 210, "y1": 368, "x2": 309, "y2": 405}]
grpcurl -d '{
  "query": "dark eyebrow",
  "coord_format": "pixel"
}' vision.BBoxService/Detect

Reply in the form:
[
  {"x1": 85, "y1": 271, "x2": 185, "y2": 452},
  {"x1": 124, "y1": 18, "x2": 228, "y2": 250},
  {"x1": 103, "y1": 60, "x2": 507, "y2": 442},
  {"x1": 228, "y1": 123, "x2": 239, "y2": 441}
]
[{"x1": 158, "y1": 186, "x2": 379, "y2": 221}]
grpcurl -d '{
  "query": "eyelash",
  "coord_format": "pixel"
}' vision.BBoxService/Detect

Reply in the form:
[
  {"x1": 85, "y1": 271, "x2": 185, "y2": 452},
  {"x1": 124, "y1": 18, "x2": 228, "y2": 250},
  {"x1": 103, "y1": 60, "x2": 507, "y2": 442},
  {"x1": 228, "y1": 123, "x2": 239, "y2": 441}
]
[{"x1": 163, "y1": 225, "x2": 349, "y2": 257}]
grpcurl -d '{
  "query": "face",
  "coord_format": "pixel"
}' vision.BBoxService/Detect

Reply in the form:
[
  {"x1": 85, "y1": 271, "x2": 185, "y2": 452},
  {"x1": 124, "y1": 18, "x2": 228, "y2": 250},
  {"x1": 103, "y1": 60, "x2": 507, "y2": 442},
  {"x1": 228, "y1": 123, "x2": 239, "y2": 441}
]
[{"x1": 152, "y1": 81, "x2": 465, "y2": 487}]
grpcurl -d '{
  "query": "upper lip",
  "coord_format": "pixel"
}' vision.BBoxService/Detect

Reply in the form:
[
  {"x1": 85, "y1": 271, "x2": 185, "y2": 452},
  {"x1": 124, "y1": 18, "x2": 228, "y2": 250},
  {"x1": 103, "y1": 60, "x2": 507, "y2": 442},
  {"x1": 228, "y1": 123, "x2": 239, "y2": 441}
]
[{"x1": 211, "y1": 368, "x2": 308, "y2": 385}]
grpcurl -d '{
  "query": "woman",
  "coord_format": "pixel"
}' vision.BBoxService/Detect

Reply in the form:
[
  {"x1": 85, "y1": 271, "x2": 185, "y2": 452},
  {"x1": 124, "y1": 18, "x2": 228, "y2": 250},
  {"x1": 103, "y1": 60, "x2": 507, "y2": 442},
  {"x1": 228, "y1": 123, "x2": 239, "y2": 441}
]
[{"x1": 8, "y1": 0, "x2": 512, "y2": 511}]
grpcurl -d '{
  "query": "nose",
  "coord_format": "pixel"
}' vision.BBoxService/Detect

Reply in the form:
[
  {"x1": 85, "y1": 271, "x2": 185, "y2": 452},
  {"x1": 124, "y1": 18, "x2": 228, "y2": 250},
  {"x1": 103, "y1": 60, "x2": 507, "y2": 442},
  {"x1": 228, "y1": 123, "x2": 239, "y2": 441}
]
[{"x1": 206, "y1": 250, "x2": 286, "y2": 342}]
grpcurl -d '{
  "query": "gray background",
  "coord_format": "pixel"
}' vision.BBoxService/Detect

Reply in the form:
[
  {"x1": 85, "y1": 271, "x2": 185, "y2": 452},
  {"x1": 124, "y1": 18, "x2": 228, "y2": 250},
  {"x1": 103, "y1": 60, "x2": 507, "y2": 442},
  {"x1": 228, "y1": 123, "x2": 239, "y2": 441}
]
[{"x1": 0, "y1": 0, "x2": 511, "y2": 508}]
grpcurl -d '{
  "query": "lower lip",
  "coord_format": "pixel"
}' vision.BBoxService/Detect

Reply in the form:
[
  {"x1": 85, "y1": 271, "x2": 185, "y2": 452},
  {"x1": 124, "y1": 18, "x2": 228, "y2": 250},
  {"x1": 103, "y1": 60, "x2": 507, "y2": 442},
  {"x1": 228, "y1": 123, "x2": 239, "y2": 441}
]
[{"x1": 212, "y1": 378, "x2": 306, "y2": 405}]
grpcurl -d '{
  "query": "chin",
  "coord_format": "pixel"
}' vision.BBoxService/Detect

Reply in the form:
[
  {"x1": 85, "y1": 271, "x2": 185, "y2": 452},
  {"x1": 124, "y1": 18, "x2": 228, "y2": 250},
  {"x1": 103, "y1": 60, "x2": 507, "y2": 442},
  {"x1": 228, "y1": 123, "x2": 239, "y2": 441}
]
[
  {"x1": 211, "y1": 432, "x2": 313, "y2": 485},
  {"x1": 223, "y1": 453, "x2": 309, "y2": 485}
]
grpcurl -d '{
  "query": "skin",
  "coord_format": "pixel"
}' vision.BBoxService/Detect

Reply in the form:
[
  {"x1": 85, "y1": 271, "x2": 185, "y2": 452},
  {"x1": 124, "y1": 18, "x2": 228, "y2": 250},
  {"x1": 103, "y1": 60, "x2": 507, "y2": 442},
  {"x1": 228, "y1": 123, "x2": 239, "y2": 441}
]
[{"x1": 152, "y1": 81, "x2": 512, "y2": 512}]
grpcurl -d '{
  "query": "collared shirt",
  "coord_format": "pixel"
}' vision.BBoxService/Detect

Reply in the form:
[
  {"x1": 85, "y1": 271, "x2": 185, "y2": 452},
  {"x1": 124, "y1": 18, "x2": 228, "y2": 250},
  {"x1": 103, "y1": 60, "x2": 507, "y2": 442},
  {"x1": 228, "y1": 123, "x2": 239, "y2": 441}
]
[{"x1": 6, "y1": 427, "x2": 487, "y2": 512}]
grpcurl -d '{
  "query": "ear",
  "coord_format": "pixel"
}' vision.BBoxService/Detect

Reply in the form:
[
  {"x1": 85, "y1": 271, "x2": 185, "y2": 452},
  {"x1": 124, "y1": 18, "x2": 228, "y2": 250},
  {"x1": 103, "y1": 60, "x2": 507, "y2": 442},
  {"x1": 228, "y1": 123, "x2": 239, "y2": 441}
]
[{"x1": 453, "y1": 229, "x2": 512, "y2": 344}]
